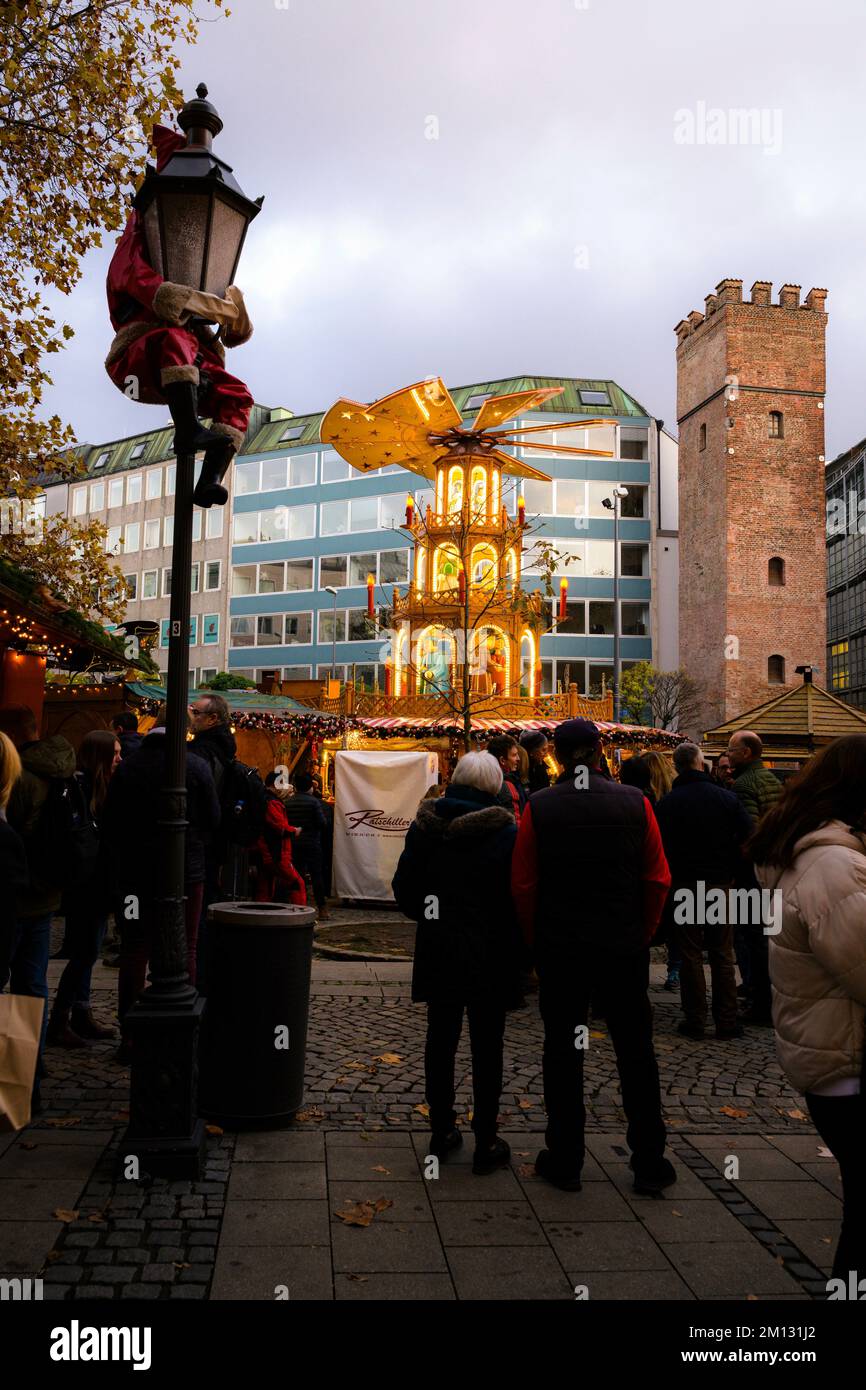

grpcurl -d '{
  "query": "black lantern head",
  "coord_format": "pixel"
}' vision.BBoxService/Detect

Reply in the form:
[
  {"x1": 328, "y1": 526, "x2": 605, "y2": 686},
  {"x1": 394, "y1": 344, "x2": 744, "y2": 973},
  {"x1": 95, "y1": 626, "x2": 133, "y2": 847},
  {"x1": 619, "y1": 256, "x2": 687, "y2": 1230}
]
[{"x1": 133, "y1": 83, "x2": 263, "y2": 298}]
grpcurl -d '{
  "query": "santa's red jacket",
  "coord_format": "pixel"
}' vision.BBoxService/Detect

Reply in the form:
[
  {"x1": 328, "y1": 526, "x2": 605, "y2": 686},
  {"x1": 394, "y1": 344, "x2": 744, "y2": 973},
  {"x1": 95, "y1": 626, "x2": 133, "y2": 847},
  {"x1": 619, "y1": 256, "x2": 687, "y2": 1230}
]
[{"x1": 104, "y1": 126, "x2": 253, "y2": 448}]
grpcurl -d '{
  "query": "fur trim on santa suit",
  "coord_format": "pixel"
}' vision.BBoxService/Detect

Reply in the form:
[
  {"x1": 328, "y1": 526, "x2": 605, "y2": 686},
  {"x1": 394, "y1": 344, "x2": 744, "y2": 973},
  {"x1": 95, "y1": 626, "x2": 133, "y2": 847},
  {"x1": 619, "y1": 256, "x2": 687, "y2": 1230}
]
[{"x1": 105, "y1": 124, "x2": 254, "y2": 439}]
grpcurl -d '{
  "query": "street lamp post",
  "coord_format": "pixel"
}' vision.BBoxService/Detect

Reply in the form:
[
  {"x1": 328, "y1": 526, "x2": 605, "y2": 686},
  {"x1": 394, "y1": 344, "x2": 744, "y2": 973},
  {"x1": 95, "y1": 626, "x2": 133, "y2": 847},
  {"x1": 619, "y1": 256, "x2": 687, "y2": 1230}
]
[
  {"x1": 121, "y1": 85, "x2": 262, "y2": 1177},
  {"x1": 324, "y1": 586, "x2": 338, "y2": 679},
  {"x1": 603, "y1": 486, "x2": 629, "y2": 724}
]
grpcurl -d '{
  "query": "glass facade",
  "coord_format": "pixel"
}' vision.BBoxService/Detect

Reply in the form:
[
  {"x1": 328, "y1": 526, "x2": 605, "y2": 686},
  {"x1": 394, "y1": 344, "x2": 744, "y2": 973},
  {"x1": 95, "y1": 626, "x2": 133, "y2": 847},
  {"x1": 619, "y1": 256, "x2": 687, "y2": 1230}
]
[
  {"x1": 826, "y1": 442, "x2": 866, "y2": 707},
  {"x1": 228, "y1": 401, "x2": 655, "y2": 689}
]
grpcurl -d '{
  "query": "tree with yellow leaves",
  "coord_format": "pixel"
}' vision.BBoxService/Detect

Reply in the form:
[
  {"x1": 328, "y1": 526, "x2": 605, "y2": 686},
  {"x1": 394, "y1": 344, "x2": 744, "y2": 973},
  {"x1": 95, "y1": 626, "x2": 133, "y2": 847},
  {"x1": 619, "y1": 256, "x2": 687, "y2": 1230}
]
[{"x1": 0, "y1": 0, "x2": 224, "y2": 619}]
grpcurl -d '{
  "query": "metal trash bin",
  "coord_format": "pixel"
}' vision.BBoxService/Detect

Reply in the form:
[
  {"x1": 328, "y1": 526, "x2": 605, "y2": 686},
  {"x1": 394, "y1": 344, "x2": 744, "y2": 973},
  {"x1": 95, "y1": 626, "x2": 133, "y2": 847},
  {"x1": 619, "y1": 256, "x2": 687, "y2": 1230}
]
[{"x1": 198, "y1": 902, "x2": 316, "y2": 1127}]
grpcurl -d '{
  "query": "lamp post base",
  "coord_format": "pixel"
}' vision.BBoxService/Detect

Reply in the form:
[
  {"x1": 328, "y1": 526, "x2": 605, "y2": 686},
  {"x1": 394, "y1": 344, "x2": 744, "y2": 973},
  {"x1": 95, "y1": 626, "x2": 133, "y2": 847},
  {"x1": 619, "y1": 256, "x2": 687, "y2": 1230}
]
[{"x1": 121, "y1": 989, "x2": 207, "y2": 1180}]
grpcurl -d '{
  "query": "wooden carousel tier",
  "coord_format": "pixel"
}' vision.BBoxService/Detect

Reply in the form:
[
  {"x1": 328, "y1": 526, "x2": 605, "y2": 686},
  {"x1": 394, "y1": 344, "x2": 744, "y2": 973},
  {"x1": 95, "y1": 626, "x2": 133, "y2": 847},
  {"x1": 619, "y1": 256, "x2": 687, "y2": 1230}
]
[{"x1": 392, "y1": 584, "x2": 544, "y2": 619}]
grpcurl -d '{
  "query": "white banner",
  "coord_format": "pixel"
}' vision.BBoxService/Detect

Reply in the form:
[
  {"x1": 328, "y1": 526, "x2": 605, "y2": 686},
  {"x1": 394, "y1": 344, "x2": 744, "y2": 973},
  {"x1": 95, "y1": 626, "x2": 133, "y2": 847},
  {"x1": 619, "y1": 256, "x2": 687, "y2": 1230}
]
[{"x1": 333, "y1": 750, "x2": 438, "y2": 902}]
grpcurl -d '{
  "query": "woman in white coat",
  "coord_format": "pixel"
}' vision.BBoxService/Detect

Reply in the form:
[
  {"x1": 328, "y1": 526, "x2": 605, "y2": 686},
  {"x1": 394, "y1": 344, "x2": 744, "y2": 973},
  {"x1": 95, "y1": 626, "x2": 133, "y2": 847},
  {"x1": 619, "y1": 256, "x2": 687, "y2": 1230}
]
[{"x1": 750, "y1": 734, "x2": 866, "y2": 1287}]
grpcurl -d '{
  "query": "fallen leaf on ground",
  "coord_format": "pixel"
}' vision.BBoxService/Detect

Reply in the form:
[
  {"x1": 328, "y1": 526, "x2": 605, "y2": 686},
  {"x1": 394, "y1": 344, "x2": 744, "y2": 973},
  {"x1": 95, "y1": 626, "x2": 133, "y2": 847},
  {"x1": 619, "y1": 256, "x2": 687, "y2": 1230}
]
[
  {"x1": 345, "y1": 1274, "x2": 368, "y2": 1282},
  {"x1": 53, "y1": 1209, "x2": 78, "y2": 1223},
  {"x1": 87, "y1": 1213, "x2": 107, "y2": 1224},
  {"x1": 718, "y1": 1106, "x2": 750, "y2": 1119},
  {"x1": 518, "y1": 1099, "x2": 533, "y2": 1111},
  {"x1": 413, "y1": 1103, "x2": 430, "y2": 1118},
  {"x1": 173, "y1": 1262, "x2": 191, "y2": 1270},
  {"x1": 517, "y1": 1164, "x2": 536, "y2": 1179},
  {"x1": 205, "y1": 1124, "x2": 224, "y2": 1136},
  {"x1": 294, "y1": 1107, "x2": 324, "y2": 1123},
  {"x1": 817, "y1": 1147, "x2": 833, "y2": 1158},
  {"x1": 746, "y1": 1294, "x2": 759, "y2": 1301},
  {"x1": 464, "y1": 1111, "x2": 473, "y2": 1123},
  {"x1": 671, "y1": 1209, "x2": 684, "y2": 1218},
  {"x1": 345, "y1": 1060, "x2": 376, "y2": 1073},
  {"x1": 786, "y1": 1109, "x2": 809, "y2": 1122},
  {"x1": 372, "y1": 1053, "x2": 402, "y2": 1065},
  {"x1": 44, "y1": 1117, "x2": 81, "y2": 1128},
  {"x1": 334, "y1": 1197, "x2": 393, "y2": 1228},
  {"x1": 821, "y1": 1237, "x2": 832, "y2": 1244},
  {"x1": 370, "y1": 1165, "x2": 390, "y2": 1175}
]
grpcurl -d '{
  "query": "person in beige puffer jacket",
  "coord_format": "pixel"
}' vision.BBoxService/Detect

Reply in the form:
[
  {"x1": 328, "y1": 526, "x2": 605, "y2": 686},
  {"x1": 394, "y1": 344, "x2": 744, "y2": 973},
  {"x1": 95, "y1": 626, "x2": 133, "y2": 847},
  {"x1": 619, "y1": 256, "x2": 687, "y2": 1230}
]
[{"x1": 750, "y1": 734, "x2": 866, "y2": 1286}]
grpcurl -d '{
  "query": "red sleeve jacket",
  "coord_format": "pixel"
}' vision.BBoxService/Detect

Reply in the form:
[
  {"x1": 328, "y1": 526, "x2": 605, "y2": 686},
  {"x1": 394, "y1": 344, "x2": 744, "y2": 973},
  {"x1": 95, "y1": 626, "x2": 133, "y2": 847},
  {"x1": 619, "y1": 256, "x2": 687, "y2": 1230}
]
[{"x1": 511, "y1": 798, "x2": 671, "y2": 949}]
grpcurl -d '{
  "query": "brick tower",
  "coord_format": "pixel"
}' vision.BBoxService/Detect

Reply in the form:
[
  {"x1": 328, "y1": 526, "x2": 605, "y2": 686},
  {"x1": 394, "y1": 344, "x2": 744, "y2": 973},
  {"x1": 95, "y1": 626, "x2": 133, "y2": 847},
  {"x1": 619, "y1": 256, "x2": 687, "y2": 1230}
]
[{"x1": 675, "y1": 279, "x2": 828, "y2": 736}]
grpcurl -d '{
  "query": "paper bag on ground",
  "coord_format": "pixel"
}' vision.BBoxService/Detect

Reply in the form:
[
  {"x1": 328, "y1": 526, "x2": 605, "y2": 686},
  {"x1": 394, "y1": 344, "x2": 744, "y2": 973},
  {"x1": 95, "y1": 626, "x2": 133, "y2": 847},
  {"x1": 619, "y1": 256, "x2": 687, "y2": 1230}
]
[{"x1": 0, "y1": 994, "x2": 44, "y2": 1132}]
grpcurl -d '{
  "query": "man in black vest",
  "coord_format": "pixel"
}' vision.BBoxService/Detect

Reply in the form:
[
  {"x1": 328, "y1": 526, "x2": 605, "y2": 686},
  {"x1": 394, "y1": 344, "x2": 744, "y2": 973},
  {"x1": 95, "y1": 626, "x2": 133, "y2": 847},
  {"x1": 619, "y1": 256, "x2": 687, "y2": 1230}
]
[{"x1": 512, "y1": 718, "x2": 675, "y2": 1193}]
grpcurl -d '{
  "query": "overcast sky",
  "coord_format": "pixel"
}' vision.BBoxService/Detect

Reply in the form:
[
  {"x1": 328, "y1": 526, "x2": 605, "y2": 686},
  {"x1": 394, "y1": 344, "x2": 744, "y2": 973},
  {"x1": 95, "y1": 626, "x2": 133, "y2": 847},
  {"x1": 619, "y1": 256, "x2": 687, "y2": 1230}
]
[{"x1": 42, "y1": 0, "x2": 866, "y2": 456}]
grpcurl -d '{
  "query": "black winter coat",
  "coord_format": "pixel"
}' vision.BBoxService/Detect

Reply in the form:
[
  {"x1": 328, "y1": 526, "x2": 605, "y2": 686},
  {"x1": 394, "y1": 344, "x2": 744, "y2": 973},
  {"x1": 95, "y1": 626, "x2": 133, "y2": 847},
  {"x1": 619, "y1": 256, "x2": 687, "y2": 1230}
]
[
  {"x1": 655, "y1": 768, "x2": 752, "y2": 886},
  {"x1": 117, "y1": 731, "x2": 143, "y2": 760},
  {"x1": 101, "y1": 732, "x2": 220, "y2": 890},
  {"x1": 392, "y1": 783, "x2": 523, "y2": 1006},
  {"x1": 0, "y1": 815, "x2": 28, "y2": 983}
]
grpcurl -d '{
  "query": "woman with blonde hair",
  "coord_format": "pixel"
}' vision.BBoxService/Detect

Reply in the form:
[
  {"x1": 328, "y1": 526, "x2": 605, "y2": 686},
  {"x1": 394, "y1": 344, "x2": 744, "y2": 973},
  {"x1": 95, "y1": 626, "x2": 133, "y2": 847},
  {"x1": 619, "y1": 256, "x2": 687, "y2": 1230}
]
[
  {"x1": 643, "y1": 750, "x2": 674, "y2": 804},
  {"x1": 0, "y1": 731, "x2": 28, "y2": 986}
]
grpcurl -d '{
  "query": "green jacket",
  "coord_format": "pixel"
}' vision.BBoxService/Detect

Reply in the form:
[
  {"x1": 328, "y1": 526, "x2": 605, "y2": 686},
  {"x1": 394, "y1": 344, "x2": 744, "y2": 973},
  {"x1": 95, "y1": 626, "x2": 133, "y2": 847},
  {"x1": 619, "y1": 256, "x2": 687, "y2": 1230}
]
[
  {"x1": 732, "y1": 758, "x2": 782, "y2": 826},
  {"x1": 7, "y1": 735, "x2": 76, "y2": 917}
]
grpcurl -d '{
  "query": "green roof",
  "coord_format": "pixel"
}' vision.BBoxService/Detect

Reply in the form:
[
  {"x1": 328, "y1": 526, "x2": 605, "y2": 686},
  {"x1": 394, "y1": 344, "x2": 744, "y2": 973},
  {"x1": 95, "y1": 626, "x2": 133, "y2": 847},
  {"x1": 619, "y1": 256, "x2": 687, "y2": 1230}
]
[
  {"x1": 243, "y1": 375, "x2": 651, "y2": 456},
  {"x1": 126, "y1": 681, "x2": 330, "y2": 716},
  {"x1": 46, "y1": 377, "x2": 652, "y2": 483}
]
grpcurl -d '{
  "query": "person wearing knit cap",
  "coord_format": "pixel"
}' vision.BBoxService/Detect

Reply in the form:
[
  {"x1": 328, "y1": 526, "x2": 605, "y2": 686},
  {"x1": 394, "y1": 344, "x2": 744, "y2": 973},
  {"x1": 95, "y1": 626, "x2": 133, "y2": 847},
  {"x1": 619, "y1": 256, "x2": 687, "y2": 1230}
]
[
  {"x1": 519, "y1": 730, "x2": 551, "y2": 795},
  {"x1": 511, "y1": 716, "x2": 675, "y2": 1194}
]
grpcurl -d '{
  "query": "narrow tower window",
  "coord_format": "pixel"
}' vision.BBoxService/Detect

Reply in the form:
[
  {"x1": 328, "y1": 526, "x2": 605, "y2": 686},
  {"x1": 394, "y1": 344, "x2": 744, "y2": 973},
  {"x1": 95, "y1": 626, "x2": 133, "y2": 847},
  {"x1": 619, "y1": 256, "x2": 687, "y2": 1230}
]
[
  {"x1": 699, "y1": 422, "x2": 707, "y2": 451},
  {"x1": 768, "y1": 654, "x2": 785, "y2": 684},
  {"x1": 768, "y1": 411, "x2": 784, "y2": 438},
  {"x1": 768, "y1": 556, "x2": 785, "y2": 586}
]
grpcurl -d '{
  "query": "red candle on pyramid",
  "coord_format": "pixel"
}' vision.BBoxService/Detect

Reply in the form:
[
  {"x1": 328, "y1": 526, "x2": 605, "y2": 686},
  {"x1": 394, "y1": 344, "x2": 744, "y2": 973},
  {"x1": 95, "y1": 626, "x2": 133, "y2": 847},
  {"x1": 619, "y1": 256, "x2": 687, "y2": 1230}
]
[
  {"x1": 405, "y1": 494, "x2": 414, "y2": 528},
  {"x1": 458, "y1": 564, "x2": 466, "y2": 604},
  {"x1": 384, "y1": 658, "x2": 393, "y2": 696},
  {"x1": 367, "y1": 573, "x2": 375, "y2": 617},
  {"x1": 559, "y1": 577, "x2": 567, "y2": 621},
  {"x1": 518, "y1": 495, "x2": 525, "y2": 527}
]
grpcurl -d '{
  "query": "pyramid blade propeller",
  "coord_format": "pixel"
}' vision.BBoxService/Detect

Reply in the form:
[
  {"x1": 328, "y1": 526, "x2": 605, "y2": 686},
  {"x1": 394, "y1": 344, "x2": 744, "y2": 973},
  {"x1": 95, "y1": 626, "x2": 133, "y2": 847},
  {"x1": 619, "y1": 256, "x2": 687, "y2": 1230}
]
[
  {"x1": 470, "y1": 386, "x2": 563, "y2": 432},
  {"x1": 320, "y1": 378, "x2": 461, "y2": 477}
]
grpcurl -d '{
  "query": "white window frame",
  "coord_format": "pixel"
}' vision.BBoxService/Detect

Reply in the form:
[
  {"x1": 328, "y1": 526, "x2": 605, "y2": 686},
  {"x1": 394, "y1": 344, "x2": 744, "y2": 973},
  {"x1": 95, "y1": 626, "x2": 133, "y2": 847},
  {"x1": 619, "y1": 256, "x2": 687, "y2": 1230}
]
[
  {"x1": 141, "y1": 569, "x2": 159, "y2": 600},
  {"x1": 126, "y1": 474, "x2": 142, "y2": 504},
  {"x1": 124, "y1": 521, "x2": 140, "y2": 553},
  {"x1": 192, "y1": 511, "x2": 202, "y2": 543},
  {"x1": 107, "y1": 478, "x2": 124, "y2": 509},
  {"x1": 89, "y1": 482, "x2": 105, "y2": 511},
  {"x1": 162, "y1": 567, "x2": 172, "y2": 597},
  {"x1": 122, "y1": 572, "x2": 138, "y2": 600},
  {"x1": 205, "y1": 508, "x2": 223, "y2": 540},
  {"x1": 106, "y1": 525, "x2": 122, "y2": 555},
  {"x1": 191, "y1": 562, "x2": 200, "y2": 595},
  {"x1": 204, "y1": 560, "x2": 222, "y2": 592},
  {"x1": 165, "y1": 463, "x2": 176, "y2": 496},
  {"x1": 321, "y1": 449, "x2": 351, "y2": 485},
  {"x1": 145, "y1": 468, "x2": 162, "y2": 500},
  {"x1": 72, "y1": 487, "x2": 87, "y2": 517},
  {"x1": 144, "y1": 518, "x2": 161, "y2": 551}
]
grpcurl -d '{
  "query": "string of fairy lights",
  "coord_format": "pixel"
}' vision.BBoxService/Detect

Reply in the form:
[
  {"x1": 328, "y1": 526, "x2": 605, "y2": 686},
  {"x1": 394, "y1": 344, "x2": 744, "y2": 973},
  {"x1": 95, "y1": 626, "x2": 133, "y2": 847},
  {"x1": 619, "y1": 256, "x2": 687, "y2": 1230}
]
[
  {"x1": 130, "y1": 696, "x2": 683, "y2": 747},
  {"x1": 0, "y1": 604, "x2": 78, "y2": 665}
]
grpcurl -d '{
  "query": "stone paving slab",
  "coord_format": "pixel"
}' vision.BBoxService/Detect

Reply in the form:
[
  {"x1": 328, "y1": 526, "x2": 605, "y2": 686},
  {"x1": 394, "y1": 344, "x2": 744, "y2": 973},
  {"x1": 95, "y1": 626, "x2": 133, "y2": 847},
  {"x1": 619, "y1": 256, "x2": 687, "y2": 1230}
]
[
  {"x1": 446, "y1": 1245, "x2": 573, "y2": 1300},
  {"x1": 211, "y1": 1245, "x2": 334, "y2": 1300},
  {"x1": 334, "y1": 1271, "x2": 455, "y2": 1300},
  {"x1": 662, "y1": 1241, "x2": 805, "y2": 1298},
  {"x1": 1, "y1": 951, "x2": 847, "y2": 1301}
]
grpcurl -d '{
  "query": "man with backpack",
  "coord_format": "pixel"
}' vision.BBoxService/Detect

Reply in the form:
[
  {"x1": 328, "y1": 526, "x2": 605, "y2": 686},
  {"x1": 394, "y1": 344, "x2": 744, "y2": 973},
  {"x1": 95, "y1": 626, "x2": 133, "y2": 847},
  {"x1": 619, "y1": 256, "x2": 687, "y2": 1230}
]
[
  {"x1": 101, "y1": 708, "x2": 220, "y2": 1058},
  {"x1": 0, "y1": 705, "x2": 77, "y2": 1113},
  {"x1": 188, "y1": 692, "x2": 268, "y2": 977}
]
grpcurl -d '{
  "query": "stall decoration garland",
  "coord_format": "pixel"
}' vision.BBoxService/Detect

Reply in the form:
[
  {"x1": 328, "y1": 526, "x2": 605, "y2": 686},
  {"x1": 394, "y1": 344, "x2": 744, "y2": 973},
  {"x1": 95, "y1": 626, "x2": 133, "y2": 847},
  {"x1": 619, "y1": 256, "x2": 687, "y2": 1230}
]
[{"x1": 131, "y1": 696, "x2": 683, "y2": 746}]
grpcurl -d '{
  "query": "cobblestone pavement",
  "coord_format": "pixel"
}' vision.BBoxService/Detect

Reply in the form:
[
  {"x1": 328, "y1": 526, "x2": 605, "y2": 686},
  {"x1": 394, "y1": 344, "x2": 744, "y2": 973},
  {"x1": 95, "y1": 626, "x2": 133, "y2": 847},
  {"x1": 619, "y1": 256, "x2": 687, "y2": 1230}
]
[{"x1": 0, "y1": 955, "x2": 842, "y2": 1301}]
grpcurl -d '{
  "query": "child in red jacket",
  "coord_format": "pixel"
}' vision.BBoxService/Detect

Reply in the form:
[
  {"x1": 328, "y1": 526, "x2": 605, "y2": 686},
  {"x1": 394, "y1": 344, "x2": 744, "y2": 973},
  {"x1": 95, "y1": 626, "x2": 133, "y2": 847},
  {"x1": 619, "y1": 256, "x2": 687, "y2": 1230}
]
[{"x1": 253, "y1": 784, "x2": 306, "y2": 905}]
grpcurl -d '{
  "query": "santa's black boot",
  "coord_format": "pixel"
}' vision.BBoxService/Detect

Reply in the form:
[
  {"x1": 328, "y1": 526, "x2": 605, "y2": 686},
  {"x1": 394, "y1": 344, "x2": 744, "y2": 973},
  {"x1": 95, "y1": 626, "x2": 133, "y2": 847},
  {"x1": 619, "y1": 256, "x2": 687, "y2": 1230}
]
[
  {"x1": 192, "y1": 432, "x2": 239, "y2": 508},
  {"x1": 163, "y1": 380, "x2": 224, "y2": 457}
]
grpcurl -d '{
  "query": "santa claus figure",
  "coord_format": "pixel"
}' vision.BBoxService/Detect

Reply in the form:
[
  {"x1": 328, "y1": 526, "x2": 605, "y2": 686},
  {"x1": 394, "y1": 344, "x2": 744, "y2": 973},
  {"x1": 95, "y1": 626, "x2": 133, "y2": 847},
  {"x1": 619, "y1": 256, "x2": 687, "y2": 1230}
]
[{"x1": 105, "y1": 105, "x2": 255, "y2": 509}]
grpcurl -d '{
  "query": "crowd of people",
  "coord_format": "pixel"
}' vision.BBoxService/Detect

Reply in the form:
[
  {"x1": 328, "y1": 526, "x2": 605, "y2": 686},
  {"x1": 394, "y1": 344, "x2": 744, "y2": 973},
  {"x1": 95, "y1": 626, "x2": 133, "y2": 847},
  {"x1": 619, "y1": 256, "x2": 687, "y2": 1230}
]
[
  {"x1": 2, "y1": 698, "x2": 864, "y2": 1285},
  {"x1": 0, "y1": 697, "x2": 331, "y2": 1092},
  {"x1": 394, "y1": 722, "x2": 866, "y2": 1284}
]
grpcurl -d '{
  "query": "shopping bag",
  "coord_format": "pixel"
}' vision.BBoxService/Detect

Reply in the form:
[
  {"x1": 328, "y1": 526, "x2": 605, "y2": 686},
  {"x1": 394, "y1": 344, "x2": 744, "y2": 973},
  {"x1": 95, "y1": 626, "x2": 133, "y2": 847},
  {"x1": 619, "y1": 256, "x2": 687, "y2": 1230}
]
[{"x1": 0, "y1": 994, "x2": 44, "y2": 1132}]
